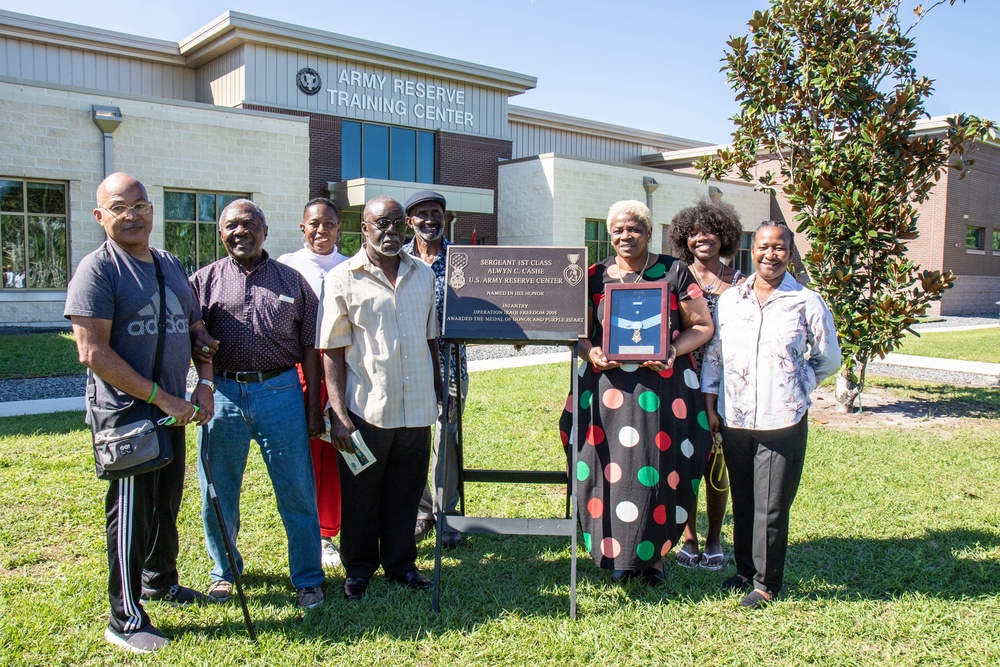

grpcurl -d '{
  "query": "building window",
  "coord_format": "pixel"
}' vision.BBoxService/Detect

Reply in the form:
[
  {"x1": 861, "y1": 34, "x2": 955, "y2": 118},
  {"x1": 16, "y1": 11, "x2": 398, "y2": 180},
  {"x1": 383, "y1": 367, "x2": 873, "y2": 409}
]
[
  {"x1": 734, "y1": 232, "x2": 754, "y2": 276},
  {"x1": 966, "y1": 226, "x2": 985, "y2": 250},
  {"x1": 0, "y1": 178, "x2": 68, "y2": 290},
  {"x1": 164, "y1": 190, "x2": 247, "y2": 275},
  {"x1": 585, "y1": 218, "x2": 613, "y2": 265},
  {"x1": 341, "y1": 120, "x2": 435, "y2": 183},
  {"x1": 992, "y1": 230, "x2": 1000, "y2": 252}
]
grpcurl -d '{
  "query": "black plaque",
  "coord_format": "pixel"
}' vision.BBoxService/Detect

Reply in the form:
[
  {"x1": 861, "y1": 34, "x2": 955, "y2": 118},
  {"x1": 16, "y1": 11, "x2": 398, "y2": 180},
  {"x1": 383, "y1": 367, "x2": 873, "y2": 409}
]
[
  {"x1": 602, "y1": 282, "x2": 671, "y2": 361},
  {"x1": 442, "y1": 246, "x2": 588, "y2": 342}
]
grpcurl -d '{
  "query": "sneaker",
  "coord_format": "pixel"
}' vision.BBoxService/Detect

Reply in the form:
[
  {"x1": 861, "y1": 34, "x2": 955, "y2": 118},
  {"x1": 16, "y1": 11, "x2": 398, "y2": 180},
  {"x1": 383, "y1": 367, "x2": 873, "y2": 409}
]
[
  {"x1": 321, "y1": 537, "x2": 342, "y2": 569},
  {"x1": 297, "y1": 586, "x2": 324, "y2": 609},
  {"x1": 207, "y1": 579, "x2": 233, "y2": 603},
  {"x1": 140, "y1": 584, "x2": 208, "y2": 606},
  {"x1": 414, "y1": 518, "x2": 435, "y2": 542},
  {"x1": 104, "y1": 625, "x2": 169, "y2": 654}
]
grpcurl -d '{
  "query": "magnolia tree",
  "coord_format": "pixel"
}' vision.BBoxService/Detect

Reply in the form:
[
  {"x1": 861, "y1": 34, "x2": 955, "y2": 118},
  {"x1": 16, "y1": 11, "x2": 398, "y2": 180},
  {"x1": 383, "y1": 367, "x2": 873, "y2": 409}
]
[{"x1": 699, "y1": 0, "x2": 996, "y2": 412}]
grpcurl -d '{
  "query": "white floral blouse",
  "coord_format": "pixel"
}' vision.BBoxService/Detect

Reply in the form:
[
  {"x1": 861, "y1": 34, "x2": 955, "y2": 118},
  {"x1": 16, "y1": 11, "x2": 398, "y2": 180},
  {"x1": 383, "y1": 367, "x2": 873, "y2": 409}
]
[{"x1": 700, "y1": 271, "x2": 841, "y2": 431}]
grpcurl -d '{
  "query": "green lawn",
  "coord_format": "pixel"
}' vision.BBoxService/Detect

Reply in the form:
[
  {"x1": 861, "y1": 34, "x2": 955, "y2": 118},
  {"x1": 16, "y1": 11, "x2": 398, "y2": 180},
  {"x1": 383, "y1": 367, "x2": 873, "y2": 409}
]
[
  {"x1": 0, "y1": 330, "x2": 81, "y2": 379},
  {"x1": 1, "y1": 365, "x2": 998, "y2": 666},
  {"x1": 897, "y1": 327, "x2": 1000, "y2": 364}
]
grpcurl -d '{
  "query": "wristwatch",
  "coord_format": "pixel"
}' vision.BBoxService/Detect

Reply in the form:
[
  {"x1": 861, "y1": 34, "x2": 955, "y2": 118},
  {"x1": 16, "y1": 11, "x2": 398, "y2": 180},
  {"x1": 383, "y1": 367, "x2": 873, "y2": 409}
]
[{"x1": 199, "y1": 378, "x2": 216, "y2": 392}]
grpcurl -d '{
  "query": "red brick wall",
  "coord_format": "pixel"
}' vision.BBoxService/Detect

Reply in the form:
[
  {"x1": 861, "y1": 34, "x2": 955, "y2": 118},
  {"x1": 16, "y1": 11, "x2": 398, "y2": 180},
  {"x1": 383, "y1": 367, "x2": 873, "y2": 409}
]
[
  {"x1": 437, "y1": 132, "x2": 511, "y2": 245},
  {"x1": 239, "y1": 109, "x2": 510, "y2": 243}
]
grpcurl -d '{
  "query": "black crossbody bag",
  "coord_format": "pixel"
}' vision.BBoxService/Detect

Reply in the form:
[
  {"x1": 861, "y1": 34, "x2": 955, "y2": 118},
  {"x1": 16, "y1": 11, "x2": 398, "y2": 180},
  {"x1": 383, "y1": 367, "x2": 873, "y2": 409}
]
[{"x1": 87, "y1": 253, "x2": 174, "y2": 480}]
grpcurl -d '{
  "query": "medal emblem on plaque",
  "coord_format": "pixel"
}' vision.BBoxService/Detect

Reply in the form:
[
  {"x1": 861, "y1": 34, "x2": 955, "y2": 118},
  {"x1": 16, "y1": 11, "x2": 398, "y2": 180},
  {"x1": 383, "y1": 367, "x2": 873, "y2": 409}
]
[
  {"x1": 449, "y1": 252, "x2": 468, "y2": 290},
  {"x1": 563, "y1": 253, "x2": 584, "y2": 286}
]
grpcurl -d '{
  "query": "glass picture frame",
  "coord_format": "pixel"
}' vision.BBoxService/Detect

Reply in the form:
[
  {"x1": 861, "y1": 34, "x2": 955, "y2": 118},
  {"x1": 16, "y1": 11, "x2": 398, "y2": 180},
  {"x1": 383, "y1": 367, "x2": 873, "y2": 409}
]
[{"x1": 601, "y1": 282, "x2": 671, "y2": 361}]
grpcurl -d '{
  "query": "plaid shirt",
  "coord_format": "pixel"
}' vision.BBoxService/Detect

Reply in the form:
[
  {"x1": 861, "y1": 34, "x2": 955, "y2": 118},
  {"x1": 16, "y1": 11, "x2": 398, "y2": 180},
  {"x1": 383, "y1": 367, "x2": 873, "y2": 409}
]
[{"x1": 316, "y1": 250, "x2": 439, "y2": 429}]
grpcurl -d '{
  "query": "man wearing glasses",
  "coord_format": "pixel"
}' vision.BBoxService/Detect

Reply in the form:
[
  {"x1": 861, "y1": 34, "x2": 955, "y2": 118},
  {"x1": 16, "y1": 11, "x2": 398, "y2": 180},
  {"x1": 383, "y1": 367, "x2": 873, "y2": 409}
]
[
  {"x1": 277, "y1": 198, "x2": 349, "y2": 570},
  {"x1": 317, "y1": 195, "x2": 442, "y2": 601},
  {"x1": 64, "y1": 173, "x2": 215, "y2": 653}
]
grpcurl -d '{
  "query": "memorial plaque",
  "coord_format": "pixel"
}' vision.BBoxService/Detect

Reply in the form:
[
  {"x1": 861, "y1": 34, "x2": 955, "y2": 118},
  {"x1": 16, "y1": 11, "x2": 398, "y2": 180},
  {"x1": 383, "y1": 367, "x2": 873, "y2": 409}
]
[{"x1": 442, "y1": 246, "x2": 588, "y2": 342}]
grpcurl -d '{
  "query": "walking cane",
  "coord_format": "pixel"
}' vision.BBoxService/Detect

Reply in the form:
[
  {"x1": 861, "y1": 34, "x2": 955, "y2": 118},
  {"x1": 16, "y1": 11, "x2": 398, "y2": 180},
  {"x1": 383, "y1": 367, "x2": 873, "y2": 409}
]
[{"x1": 200, "y1": 424, "x2": 257, "y2": 642}]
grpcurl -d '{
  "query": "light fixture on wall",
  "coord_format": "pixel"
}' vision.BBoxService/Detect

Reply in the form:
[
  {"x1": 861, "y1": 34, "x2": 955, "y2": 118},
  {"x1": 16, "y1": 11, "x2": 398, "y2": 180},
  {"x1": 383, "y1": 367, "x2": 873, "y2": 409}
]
[
  {"x1": 642, "y1": 176, "x2": 660, "y2": 218},
  {"x1": 708, "y1": 185, "x2": 723, "y2": 203},
  {"x1": 92, "y1": 106, "x2": 123, "y2": 178}
]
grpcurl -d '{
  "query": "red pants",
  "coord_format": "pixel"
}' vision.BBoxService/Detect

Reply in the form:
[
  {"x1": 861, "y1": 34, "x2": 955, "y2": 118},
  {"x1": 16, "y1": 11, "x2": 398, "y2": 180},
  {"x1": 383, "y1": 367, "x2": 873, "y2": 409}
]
[{"x1": 297, "y1": 364, "x2": 341, "y2": 538}]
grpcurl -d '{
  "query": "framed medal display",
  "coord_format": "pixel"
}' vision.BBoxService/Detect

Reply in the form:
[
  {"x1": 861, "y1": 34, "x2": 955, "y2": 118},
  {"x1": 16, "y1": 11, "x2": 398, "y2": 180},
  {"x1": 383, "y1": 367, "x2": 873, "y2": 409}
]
[{"x1": 601, "y1": 282, "x2": 671, "y2": 361}]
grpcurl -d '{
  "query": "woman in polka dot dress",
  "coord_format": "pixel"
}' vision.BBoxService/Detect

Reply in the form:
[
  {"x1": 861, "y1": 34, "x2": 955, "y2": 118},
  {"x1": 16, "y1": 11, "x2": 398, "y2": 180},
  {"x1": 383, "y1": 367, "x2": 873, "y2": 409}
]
[{"x1": 559, "y1": 200, "x2": 714, "y2": 585}]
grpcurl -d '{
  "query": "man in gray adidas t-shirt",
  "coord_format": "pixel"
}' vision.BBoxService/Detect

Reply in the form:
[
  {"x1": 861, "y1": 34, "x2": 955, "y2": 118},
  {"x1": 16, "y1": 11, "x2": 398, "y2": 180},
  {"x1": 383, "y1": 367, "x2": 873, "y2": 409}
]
[{"x1": 64, "y1": 173, "x2": 216, "y2": 654}]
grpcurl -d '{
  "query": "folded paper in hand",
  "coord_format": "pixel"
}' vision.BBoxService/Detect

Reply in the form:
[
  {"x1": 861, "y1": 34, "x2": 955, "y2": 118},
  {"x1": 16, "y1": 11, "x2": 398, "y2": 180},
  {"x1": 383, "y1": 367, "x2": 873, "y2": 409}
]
[{"x1": 339, "y1": 430, "x2": 376, "y2": 475}]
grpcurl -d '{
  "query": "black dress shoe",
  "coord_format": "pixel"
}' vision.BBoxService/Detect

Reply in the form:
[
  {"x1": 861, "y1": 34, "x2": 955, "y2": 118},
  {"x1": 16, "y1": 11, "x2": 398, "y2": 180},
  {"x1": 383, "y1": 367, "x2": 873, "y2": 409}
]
[
  {"x1": 387, "y1": 569, "x2": 432, "y2": 590},
  {"x1": 642, "y1": 568, "x2": 666, "y2": 587},
  {"x1": 611, "y1": 569, "x2": 638, "y2": 584},
  {"x1": 343, "y1": 577, "x2": 369, "y2": 601},
  {"x1": 441, "y1": 531, "x2": 465, "y2": 548}
]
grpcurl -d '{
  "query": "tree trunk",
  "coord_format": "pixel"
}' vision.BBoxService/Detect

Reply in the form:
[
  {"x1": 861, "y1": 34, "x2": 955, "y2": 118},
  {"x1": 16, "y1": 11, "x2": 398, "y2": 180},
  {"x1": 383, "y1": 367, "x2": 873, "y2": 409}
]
[{"x1": 834, "y1": 366, "x2": 861, "y2": 413}]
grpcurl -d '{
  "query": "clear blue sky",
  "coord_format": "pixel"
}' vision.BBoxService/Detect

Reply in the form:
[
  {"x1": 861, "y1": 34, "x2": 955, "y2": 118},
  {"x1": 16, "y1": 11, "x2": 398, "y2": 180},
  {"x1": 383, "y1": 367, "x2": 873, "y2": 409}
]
[{"x1": 2, "y1": 0, "x2": 995, "y2": 144}]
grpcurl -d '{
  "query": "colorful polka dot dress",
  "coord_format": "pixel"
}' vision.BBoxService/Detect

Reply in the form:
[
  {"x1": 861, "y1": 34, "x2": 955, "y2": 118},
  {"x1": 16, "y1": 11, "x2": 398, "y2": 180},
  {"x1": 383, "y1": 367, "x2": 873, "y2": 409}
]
[{"x1": 559, "y1": 255, "x2": 711, "y2": 571}]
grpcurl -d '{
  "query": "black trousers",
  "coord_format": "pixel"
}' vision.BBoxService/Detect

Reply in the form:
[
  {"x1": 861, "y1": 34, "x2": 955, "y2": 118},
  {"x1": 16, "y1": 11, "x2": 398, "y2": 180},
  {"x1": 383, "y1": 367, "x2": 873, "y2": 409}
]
[
  {"x1": 105, "y1": 427, "x2": 186, "y2": 633},
  {"x1": 338, "y1": 412, "x2": 431, "y2": 579},
  {"x1": 721, "y1": 415, "x2": 808, "y2": 596}
]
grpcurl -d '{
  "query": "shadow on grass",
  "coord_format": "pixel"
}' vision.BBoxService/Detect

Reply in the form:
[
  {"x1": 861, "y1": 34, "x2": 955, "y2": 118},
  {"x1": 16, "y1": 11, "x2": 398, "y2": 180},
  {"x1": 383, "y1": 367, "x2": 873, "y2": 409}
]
[
  {"x1": 867, "y1": 378, "x2": 1000, "y2": 416},
  {"x1": 789, "y1": 528, "x2": 1000, "y2": 601},
  {"x1": 166, "y1": 536, "x2": 600, "y2": 643}
]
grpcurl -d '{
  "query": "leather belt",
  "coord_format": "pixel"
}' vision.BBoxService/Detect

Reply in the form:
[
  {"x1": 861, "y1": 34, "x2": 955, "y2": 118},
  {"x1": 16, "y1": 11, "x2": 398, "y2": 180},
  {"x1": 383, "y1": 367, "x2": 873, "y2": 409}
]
[{"x1": 219, "y1": 367, "x2": 292, "y2": 383}]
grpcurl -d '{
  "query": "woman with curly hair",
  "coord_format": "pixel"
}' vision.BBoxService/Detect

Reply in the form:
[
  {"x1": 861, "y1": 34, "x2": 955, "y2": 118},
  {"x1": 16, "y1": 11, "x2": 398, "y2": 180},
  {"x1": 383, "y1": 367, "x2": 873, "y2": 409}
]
[{"x1": 667, "y1": 199, "x2": 745, "y2": 571}]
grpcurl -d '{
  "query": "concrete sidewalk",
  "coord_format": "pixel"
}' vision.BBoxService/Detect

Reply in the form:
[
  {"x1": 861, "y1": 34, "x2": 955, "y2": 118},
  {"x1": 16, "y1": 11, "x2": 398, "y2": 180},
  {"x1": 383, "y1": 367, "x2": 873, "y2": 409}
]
[{"x1": 2, "y1": 348, "x2": 997, "y2": 418}]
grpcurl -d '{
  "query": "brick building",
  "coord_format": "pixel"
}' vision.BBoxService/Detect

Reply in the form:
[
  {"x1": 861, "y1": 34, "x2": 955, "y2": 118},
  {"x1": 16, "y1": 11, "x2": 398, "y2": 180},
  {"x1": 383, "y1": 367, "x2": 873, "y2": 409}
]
[{"x1": 0, "y1": 9, "x2": 993, "y2": 325}]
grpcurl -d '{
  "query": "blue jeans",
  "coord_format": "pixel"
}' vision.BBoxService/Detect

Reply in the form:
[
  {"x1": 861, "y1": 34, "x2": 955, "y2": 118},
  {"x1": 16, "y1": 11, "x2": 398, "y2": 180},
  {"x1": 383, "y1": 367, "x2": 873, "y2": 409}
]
[{"x1": 198, "y1": 367, "x2": 324, "y2": 590}]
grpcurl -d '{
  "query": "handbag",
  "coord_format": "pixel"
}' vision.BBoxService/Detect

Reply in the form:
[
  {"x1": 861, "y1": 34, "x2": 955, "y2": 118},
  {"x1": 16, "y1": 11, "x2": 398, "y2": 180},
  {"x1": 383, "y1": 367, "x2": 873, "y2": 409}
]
[{"x1": 88, "y1": 253, "x2": 174, "y2": 480}]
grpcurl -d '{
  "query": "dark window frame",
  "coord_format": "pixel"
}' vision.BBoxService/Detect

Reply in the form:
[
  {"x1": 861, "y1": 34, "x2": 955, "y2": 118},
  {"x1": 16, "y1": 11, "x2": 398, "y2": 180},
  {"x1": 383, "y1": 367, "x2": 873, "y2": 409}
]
[
  {"x1": 341, "y1": 120, "x2": 435, "y2": 184},
  {"x1": 163, "y1": 190, "x2": 248, "y2": 275},
  {"x1": 0, "y1": 177, "x2": 69, "y2": 291}
]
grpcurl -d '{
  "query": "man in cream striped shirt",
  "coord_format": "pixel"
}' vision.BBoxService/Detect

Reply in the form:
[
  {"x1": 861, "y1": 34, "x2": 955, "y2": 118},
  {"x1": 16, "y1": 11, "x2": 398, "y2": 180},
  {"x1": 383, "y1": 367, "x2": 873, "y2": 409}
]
[{"x1": 317, "y1": 195, "x2": 442, "y2": 601}]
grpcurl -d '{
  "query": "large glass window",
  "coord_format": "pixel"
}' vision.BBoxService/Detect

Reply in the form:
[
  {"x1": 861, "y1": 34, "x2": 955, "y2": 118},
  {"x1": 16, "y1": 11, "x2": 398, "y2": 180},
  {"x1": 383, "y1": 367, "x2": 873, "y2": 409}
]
[
  {"x1": 164, "y1": 190, "x2": 246, "y2": 275},
  {"x1": 585, "y1": 218, "x2": 613, "y2": 265},
  {"x1": 993, "y1": 230, "x2": 1000, "y2": 252},
  {"x1": 966, "y1": 226, "x2": 985, "y2": 250},
  {"x1": 734, "y1": 232, "x2": 754, "y2": 276},
  {"x1": 0, "y1": 178, "x2": 68, "y2": 290},
  {"x1": 342, "y1": 120, "x2": 435, "y2": 183}
]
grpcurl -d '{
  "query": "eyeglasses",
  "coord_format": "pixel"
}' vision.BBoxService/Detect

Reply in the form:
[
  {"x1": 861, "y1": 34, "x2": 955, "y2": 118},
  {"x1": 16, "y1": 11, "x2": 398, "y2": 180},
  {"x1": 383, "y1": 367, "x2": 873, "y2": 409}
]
[
  {"x1": 101, "y1": 201, "x2": 153, "y2": 217},
  {"x1": 368, "y1": 218, "x2": 408, "y2": 232}
]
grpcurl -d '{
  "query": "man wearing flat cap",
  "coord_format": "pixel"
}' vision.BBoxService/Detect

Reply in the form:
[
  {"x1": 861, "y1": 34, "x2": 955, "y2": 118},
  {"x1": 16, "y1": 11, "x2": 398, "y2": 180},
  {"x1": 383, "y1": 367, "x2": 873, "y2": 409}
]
[{"x1": 402, "y1": 190, "x2": 468, "y2": 548}]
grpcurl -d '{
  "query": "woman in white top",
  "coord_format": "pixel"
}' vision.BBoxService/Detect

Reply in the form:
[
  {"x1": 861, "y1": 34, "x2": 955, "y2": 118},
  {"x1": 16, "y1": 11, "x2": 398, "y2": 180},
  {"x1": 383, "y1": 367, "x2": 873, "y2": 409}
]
[
  {"x1": 701, "y1": 221, "x2": 841, "y2": 608},
  {"x1": 668, "y1": 199, "x2": 746, "y2": 571}
]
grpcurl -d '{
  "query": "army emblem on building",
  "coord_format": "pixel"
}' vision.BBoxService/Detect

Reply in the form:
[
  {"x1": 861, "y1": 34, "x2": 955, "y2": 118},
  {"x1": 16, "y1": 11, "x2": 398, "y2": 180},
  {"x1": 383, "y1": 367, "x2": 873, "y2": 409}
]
[{"x1": 296, "y1": 68, "x2": 322, "y2": 95}]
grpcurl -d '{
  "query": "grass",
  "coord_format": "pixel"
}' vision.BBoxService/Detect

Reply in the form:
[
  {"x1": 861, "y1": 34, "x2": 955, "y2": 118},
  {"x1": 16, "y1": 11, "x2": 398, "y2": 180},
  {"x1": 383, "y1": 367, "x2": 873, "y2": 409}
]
[
  {"x1": 1, "y1": 365, "x2": 999, "y2": 666},
  {"x1": 897, "y1": 328, "x2": 1000, "y2": 364},
  {"x1": 0, "y1": 330, "x2": 81, "y2": 379}
]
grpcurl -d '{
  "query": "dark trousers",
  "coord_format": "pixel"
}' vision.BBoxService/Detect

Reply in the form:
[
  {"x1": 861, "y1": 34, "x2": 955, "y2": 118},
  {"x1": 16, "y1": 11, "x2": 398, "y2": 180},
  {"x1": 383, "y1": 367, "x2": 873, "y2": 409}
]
[
  {"x1": 721, "y1": 415, "x2": 808, "y2": 596},
  {"x1": 105, "y1": 427, "x2": 185, "y2": 633},
  {"x1": 339, "y1": 412, "x2": 431, "y2": 579}
]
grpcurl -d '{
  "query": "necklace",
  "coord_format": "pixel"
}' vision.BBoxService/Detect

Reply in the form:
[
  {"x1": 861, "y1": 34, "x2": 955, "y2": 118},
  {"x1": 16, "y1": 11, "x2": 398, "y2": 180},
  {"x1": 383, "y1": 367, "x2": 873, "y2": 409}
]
[
  {"x1": 694, "y1": 264, "x2": 726, "y2": 293},
  {"x1": 616, "y1": 252, "x2": 653, "y2": 283}
]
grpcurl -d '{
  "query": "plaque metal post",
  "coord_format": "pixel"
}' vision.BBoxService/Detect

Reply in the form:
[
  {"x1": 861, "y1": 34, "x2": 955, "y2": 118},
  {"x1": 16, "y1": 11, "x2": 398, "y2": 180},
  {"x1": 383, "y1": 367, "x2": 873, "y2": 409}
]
[
  {"x1": 431, "y1": 245, "x2": 587, "y2": 619},
  {"x1": 431, "y1": 339, "x2": 579, "y2": 619}
]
